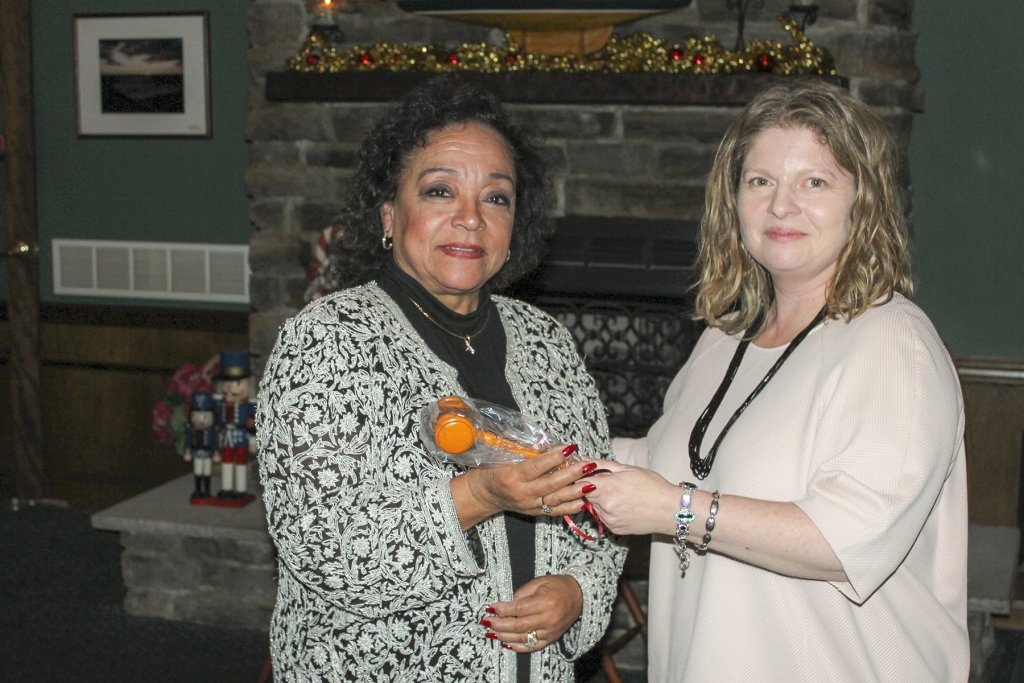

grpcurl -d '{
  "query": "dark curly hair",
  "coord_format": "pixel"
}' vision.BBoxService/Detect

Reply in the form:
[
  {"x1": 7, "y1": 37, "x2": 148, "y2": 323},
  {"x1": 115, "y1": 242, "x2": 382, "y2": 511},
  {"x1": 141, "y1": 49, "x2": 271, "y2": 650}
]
[{"x1": 324, "y1": 76, "x2": 553, "y2": 291}]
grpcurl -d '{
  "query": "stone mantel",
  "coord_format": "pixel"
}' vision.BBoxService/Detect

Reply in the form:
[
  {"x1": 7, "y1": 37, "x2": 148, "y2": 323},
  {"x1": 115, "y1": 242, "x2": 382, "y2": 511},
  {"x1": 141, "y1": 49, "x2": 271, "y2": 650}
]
[{"x1": 265, "y1": 71, "x2": 847, "y2": 105}]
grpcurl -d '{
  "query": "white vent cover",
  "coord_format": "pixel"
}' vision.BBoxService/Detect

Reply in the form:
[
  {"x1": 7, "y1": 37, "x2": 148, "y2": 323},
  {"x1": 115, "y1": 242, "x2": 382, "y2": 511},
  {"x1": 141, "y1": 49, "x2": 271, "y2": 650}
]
[{"x1": 53, "y1": 239, "x2": 250, "y2": 304}]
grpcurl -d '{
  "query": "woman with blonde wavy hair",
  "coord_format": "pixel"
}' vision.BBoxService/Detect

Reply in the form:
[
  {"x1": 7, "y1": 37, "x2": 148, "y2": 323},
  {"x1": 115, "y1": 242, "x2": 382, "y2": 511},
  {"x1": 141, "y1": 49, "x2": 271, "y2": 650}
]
[{"x1": 562, "y1": 79, "x2": 969, "y2": 680}]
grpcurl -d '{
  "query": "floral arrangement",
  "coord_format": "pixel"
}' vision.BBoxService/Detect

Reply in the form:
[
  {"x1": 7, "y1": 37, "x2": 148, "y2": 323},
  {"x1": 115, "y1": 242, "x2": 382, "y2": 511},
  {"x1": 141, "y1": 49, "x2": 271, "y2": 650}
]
[{"x1": 152, "y1": 361, "x2": 216, "y2": 455}]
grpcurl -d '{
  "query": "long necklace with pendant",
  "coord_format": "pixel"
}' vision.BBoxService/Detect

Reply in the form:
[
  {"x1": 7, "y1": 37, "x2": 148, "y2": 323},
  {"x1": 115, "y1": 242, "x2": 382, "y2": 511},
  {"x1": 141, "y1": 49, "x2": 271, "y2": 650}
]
[
  {"x1": 689, "y1": 307, "x2": 827, "y2": 480},
  {"x1": 409, "y1": 298, "x2": 490, "y2": 354}
]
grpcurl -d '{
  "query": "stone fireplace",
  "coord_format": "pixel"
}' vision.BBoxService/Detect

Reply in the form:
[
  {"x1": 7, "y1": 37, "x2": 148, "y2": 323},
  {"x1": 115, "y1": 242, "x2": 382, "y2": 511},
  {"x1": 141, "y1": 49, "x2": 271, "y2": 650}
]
[
  {"x1": 246, "y1": 0, "x2": 918, "y2": 371},
  {"x1": 244, "y1": 0, "x2": 918, "y2": 673}
]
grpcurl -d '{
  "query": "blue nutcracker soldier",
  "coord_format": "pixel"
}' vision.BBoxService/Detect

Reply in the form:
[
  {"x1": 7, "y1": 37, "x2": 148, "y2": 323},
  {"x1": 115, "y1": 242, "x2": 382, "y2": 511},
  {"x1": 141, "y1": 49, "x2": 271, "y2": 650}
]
[
  {"x1": 183, "y1": 391, "x2": 218, "y2": 501},
  {"x1": 214, "y1": 349, "x2": 257, "y2": 499}
]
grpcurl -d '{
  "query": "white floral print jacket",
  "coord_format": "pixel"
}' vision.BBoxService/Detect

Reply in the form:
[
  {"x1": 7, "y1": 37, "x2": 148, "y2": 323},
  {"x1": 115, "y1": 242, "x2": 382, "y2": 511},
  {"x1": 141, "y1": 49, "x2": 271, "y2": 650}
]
[{"x1": 257, "y1": 283, "x2": 626, "y2": 682}]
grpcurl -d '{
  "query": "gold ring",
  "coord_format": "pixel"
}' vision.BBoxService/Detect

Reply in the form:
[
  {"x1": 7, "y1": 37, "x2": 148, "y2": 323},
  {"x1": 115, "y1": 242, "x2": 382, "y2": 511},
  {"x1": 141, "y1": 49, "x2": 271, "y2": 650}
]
[
  {"x1": 540, "y1": 496, "x2": 552, "y2": 515},
  {"x1": 524, "y1": 630, "x2": 539, "y2": 649}
]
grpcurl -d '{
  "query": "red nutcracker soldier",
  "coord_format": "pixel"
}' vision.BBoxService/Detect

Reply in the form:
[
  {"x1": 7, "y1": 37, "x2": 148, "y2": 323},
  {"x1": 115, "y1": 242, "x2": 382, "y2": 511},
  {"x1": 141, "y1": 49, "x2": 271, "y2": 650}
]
[
  {"x1": 183, "y1": 391, "x2": 218, "y2": 501},
  {"x1": 213, "y1": 349, "x2": 257, "y2": 503}
]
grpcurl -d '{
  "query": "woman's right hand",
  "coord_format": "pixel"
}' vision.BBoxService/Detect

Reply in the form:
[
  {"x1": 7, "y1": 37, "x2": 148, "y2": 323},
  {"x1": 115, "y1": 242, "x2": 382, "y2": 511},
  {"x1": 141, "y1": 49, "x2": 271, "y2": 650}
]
[
  {"x1": 451, "y1": 445, "x2": 597, "y2": 531},
  {"x1": 568, "y1": 460, "x2": 680, "y2": 537}
]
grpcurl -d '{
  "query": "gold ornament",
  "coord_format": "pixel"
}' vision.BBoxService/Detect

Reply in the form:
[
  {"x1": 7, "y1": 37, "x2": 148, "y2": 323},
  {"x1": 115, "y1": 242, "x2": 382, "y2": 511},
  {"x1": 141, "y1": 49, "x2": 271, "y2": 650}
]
[{"x1": 287, "y1": 14, "x2": 836, "y2": 76}]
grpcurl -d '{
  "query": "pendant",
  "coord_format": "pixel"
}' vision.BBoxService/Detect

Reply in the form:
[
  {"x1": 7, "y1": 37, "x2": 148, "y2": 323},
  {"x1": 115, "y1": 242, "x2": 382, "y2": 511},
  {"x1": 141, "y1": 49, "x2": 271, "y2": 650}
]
[{"x1": 463, "y1": 337, "x2": 475, "y2": 354}]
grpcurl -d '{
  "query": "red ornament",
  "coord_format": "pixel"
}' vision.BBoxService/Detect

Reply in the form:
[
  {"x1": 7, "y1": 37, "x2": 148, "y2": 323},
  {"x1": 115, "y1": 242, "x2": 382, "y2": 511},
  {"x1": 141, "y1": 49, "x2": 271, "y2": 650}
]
[
  {"x1": 693, "y1": 53, "x2": 705, "y2": 66},
  {"x1": 505, "y1": 53, "x2": 518, "y2": 64},
  {"x1": 306, "y1": 55, "x2": 320, "y2": 65},
  {"x1": 447, "y1": 53, "x2": 460, "y2": 65},
  {"x1": 359, "y1": 53, "x2": 374, "y2": 66},
  {"x1": 669, "y1": 49, "x2": 682, "y2": 62},
  {"x1": 757, "y1": 53, "x2": 774, "y2": 72}
]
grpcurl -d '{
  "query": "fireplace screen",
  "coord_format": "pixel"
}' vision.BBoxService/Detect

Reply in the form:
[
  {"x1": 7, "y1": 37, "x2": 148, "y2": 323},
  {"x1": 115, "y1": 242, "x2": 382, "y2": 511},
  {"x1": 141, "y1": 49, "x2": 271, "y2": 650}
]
[
  {"x1": 535, "y1": 295, "x2": 701, "y2": 437},
  {"x1": 510, "y1": 215, "x2": 702, "y2": 438}
]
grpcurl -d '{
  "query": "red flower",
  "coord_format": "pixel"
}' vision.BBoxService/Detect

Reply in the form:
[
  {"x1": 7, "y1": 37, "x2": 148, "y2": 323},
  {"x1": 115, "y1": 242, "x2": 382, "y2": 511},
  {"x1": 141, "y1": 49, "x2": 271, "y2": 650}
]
[{"x1": 153, "y1": 362, "x2": 215, "y2": 455}]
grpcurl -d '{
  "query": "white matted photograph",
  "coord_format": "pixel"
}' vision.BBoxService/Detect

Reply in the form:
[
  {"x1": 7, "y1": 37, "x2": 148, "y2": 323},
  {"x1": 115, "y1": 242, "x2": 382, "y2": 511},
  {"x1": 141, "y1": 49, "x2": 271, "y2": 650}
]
[{"x1": 73, "y1": 12, "x2": 211, "y2": 137}]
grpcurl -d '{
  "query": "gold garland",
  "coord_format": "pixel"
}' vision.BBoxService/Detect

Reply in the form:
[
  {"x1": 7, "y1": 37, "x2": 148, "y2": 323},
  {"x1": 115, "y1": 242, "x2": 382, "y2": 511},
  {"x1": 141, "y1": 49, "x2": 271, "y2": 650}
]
[{"x1": 288, "y1": 14, "x2": 835, "y2": 76}]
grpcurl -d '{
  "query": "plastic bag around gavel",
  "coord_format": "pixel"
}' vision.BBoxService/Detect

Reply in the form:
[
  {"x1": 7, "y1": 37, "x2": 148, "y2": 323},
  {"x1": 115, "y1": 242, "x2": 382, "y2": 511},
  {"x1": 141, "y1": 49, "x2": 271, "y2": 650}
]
[
  {"x1": 419, "y1": 395, "x2": 604, "y2": 541},
  {"x1": 419, "y1": 396, "x2": 564, "y2": 468}
]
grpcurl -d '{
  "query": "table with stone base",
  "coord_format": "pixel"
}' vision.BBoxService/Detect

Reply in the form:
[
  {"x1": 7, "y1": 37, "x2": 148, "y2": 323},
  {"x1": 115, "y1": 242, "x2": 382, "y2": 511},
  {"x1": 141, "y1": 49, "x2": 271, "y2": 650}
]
[
  {"x1": 967, "y1": 523, "x2": 1021, "y2": 680},
  {"x1": 91, "y1": 474, "x2": 275, "y2": 631}
]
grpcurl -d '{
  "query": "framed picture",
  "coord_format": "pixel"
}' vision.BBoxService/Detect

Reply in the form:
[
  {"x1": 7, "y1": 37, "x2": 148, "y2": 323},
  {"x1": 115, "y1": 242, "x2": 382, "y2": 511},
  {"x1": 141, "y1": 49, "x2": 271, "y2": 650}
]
[{"x1": 73, "y1": 12, "x2": 211, "y2": 138}]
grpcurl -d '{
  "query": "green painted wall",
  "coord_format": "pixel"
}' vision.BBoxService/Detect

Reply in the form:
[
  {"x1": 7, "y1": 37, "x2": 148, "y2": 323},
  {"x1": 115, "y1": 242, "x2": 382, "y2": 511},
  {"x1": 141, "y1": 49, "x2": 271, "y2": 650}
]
[
  {"x1": 910, "y1": 3, "x2": 1024, "y2": 361},
  {"x1": 1, "y1": 0, "x2": 251, "y2": 309}
]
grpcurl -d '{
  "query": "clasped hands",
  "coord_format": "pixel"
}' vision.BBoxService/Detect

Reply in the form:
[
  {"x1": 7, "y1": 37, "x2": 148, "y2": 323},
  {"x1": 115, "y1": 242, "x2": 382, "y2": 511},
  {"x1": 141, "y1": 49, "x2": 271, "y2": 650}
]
[
  {"x1": 462, "y1": 450, "x2": 673, "y2": 537},
  {"x1": 459, "y1": 444, "x2": 598, "y2": 525}
]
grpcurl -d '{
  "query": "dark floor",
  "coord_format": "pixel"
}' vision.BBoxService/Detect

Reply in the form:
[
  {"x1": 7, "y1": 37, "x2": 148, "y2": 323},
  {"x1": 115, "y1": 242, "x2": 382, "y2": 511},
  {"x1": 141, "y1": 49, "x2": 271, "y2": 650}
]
[
  {"x1": 0, "y1": 500, "x2": 630, "y2": 683},
  {"x1": 980, "y1": 628, "x2": 1024, "y2": 683},
  {"x1": 1, "y1": 500, "x2": 1019, "y2": 683},
  {"x1": 0, "y1": 501, "x2": 269, "y2": 683}
]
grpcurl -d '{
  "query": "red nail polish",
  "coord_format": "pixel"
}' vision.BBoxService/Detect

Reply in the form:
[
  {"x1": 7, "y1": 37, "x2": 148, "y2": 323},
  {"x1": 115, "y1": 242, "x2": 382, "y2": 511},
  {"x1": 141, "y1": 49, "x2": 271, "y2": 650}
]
[
  {"x1": 481, "y1": 619, "x2": 492, "y2": 628},
  {"x1": 485, "y1": 606, "x2": 497, "y2": 615},
  {"x1": 486, "y1": 632, "x2": 499, "y2": 640},
  {"x1": 501, "y1": 643, "x2": 514, "y2": 650},
  {"x1": 562, "y1": 444, "x2": 578, "y2": 458},
  {"x1": 582, "y1": 483, "x2": 597, "y2": 494},
  {"x1": 581, "y1": 462, "x2": 597, "y2": 475}
]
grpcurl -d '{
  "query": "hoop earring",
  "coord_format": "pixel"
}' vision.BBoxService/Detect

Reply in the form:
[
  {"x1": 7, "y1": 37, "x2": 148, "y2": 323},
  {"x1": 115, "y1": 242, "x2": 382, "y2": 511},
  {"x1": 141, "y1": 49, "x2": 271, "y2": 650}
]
[{"x1": 382, "y1": 235, "x2": 393, "y2": 251}]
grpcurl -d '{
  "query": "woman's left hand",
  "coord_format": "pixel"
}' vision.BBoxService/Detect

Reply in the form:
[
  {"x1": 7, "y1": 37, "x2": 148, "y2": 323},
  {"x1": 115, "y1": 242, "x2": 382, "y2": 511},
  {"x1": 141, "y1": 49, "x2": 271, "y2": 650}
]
[{"x1": 483, "y1": 574, "x2": 583, "y2": 652}]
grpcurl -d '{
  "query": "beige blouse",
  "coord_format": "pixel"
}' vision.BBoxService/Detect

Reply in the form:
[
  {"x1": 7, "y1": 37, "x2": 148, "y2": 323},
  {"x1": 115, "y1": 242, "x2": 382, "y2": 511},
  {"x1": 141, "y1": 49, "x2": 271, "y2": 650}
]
[{"x1": 616, "y1": 294, "x2": 968, "y2": 682}]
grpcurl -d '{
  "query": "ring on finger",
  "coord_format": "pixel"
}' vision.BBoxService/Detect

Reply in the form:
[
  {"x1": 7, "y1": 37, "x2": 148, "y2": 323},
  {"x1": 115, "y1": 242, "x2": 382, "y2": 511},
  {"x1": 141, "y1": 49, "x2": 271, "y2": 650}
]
[
  {"x1": 524, "y1": 630, "x2": 539, "y2": 649},
  {"x1": 540, "y1": 496, "x2": 552, "y2": 515}
]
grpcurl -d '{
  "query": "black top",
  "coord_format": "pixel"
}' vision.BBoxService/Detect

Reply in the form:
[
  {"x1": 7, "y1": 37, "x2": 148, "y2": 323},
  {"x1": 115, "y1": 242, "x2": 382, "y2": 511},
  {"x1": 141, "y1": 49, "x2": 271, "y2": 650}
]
[{"x1": 377, "y1": 258, "x2": 536, "y2": 682}]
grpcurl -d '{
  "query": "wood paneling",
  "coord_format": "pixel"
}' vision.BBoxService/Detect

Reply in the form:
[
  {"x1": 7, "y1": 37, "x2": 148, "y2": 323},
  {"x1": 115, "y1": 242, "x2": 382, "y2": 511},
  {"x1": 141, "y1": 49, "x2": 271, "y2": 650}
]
[
  {"x1": 960, "y1": 361, "x2": 1024, "y2": 526},
  {"x1": 0, "y1": 305, "x2": 248, "y2": 510},
  {"x1": 1, "y1": 0, "x2": 44, "y2": 500}
]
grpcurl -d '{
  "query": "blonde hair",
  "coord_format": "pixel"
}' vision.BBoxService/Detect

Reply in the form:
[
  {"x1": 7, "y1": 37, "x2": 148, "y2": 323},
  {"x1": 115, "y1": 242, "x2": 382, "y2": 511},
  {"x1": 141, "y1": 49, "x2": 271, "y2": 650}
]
[{"x1": 694, "y1": 79, "x2": 913, "y2": 336}]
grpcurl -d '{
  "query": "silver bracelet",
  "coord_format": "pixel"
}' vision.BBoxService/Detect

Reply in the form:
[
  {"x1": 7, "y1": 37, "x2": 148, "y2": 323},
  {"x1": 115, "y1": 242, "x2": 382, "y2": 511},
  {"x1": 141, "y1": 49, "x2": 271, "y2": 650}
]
[
  {"x1": 696, "y1": 490, "x2": 720, "y2": 552},
  {"x1": 674, "y1": 482, "x2": 697, "y2": 574}
]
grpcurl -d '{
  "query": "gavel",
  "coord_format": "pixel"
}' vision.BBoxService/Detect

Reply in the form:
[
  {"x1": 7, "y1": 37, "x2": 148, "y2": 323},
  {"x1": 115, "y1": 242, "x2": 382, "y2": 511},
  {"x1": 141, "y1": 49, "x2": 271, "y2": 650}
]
[
  {"x1": 432, "y1": 396, "x2": 544, "y2": 459},
  {"x1": 430, "y1": 396, "x2": 602, "y2": 540}
]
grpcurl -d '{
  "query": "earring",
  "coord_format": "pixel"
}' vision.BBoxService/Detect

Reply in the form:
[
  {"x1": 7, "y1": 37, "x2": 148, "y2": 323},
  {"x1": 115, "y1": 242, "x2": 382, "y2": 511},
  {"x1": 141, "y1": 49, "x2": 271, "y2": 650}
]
[
  {"x1": 382, "y1": 235, "x2": 393, "y2": 251},
  {"x1": 505, "y1": 249, "x2": 511, "y2": 263}
]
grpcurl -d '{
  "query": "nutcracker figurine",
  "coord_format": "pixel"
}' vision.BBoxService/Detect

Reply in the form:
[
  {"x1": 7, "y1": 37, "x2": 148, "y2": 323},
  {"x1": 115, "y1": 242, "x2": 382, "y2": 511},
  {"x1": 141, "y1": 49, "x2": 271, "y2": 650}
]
[
  {"x1": 213, "y1": 349, "x2": 257, "y2": 501},
  {"x1": 183, "y1": 391, "x2": 218, "y2": 501}
]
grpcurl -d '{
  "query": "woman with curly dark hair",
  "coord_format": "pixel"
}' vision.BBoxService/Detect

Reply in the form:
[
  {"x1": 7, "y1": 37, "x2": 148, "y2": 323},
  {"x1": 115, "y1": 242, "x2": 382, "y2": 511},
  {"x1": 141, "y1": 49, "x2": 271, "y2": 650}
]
[
  {"x1": 322, "y1": 76, "x2": 554, "y2": 293},
  {"x1": 257, "y1": 76, "x2": 625, "y2": 682}
]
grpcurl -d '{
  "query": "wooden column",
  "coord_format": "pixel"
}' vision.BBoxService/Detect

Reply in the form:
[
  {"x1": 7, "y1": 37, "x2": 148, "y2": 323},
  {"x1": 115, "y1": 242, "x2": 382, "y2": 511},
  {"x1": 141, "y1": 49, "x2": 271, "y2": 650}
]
[{"x1": 1, "y1": 0, "x2": 46, "y2": 499}]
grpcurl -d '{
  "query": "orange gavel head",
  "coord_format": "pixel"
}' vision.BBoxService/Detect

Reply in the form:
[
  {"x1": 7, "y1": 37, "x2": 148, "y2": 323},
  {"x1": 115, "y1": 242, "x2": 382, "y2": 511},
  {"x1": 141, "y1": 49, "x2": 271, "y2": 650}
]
[
  {"x1": 432, "y1": 396, "x2": 544, "y2": 459},
  {"x1": 434, "y1": 412, "x2": 476, "y2": 455}
]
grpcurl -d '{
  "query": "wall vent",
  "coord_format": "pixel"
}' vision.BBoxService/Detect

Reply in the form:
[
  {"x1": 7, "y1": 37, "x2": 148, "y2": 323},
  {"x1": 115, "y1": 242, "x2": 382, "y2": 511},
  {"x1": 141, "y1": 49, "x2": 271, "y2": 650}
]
[{"x1": 52, "y1": 239, "x2": 250, "y2": 304}]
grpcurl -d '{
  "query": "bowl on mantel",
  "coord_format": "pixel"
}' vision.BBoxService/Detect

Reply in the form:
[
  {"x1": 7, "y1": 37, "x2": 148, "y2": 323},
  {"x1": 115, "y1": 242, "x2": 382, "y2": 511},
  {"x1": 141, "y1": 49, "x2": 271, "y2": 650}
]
[{"x1": 395, "y1": 1, "x2": 693, "y2": 57}]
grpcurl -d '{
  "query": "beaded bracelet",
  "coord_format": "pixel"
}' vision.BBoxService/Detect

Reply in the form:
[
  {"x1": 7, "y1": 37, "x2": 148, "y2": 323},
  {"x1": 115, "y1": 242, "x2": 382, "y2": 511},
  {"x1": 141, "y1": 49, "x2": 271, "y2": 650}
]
[
  {"x1": 674, "y1": 482, "x2": 697, "y2": 573},
  {"x1": 696, "y1": 490, "x2": 720, "y2": 552}
]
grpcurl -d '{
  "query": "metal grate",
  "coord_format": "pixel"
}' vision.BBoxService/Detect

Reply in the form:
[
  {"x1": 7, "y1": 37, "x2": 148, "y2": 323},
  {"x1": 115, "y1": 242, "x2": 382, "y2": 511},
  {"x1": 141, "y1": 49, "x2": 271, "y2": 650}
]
[
  {"x1": 533, "y1": 295, "x2": 702, "y2": 438},
  {"x1": 52, "y1": 238, "x2": 249, "y2": 304},
  {"x1": 510, "y1": 216, "x2": 702, "y2": 438}
]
